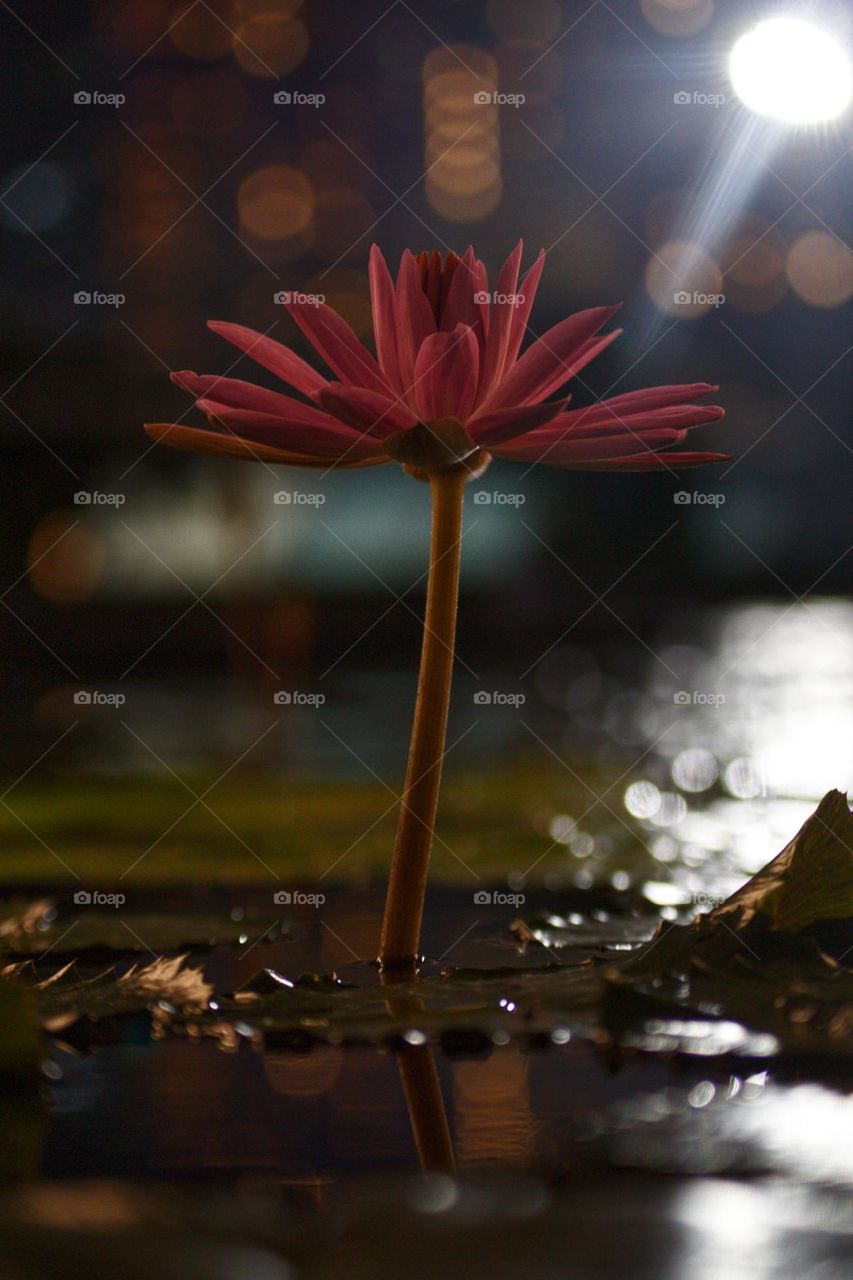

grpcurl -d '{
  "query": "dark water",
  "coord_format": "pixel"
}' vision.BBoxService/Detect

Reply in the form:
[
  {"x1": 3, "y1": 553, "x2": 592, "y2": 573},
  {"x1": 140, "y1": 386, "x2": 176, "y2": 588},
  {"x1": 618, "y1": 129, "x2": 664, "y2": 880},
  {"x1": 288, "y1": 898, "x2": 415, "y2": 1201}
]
[
  {"x1": 34, "y1": 880, "x2": 853, "y2": 1189},
  {"x1": 5, "y1": 600, "x2": 853, "y2": 1275}
]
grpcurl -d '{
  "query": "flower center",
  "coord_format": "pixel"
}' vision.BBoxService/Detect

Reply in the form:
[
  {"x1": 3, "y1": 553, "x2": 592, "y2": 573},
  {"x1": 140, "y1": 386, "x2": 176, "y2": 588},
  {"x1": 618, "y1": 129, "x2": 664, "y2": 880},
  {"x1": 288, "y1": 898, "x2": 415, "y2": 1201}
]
[{"x1": 415, "y1": 250, "x2": 461, "y2": 324}]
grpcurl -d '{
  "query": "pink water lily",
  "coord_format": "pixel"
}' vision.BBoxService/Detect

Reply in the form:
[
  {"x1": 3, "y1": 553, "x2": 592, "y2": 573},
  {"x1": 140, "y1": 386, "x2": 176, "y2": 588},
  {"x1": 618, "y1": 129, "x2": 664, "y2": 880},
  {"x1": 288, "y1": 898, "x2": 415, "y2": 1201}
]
[
  {"x1": 146, "y1": 242, "x2": 726, "y2": 475},
  {"x1": 145, "y1": 243, "x2": 728, "y2": 971}
]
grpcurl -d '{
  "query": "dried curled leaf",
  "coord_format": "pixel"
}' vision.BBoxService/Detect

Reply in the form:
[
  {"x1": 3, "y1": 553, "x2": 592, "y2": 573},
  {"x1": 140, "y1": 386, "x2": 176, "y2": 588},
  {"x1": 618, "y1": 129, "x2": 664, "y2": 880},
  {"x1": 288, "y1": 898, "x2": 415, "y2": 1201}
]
[{"x1": 714, "y1": 789, "x2": 853, "y2": 933}]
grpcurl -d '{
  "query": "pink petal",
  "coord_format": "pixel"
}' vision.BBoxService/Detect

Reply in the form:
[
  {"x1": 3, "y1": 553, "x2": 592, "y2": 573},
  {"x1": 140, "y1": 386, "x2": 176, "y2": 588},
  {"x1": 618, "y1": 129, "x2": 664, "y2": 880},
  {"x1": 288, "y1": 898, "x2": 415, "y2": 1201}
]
[
  {"x1": 413, "y1": 324, "x2": 479, "y2": 423},
  {"x1": 600, "y1": 382, "x2": 720, "y2": 415},
  {"x1": 395, "y1": 250, "x2": 437, "y2": 406},
  {"x1": 197, "y1": 401, "x2": 381, "y2": 459},
  {"x1": 472, "y1": 256, "x2": 490, "y2": 342},
  {"x1": 495, "y1": 428, "x2": 686, "y2": 465},
  {"x1": 503, "y1": 248, "x2": 545, "y2": 374},
  {"x1": 467, "y1": 397, "x2": 569, "y2": 447},
  {"x1": 484, "y1": 305, "x2": 622, "y2": 411},
  {"x1": 570, "y1": 451, "x2": 731, "y2": 472},
  {"x1": 283, "y1": 297, "x2": 390, "y2": 396},
  {"x1": 316, "y1": 384, "x2": 416, "y2": 438},
  {"x1": 369, "y1": 245, "x2": 403, "y2": 395},
  {"x1": 172, "y1": 371, "x2": 321, "y2": 420},
  {"x1": 477, "y1": 240, "x2": 523, "y2": 406},
  {"x1": 439, "y1": 249, "x2": 482, "y2": 338},
  {"x1": 145, "y1": 422, "x2": 389, "y2": 469},
  {"x1": 512, "y1": 402, "x2": 725, "y2": 448},
  {"x1": 207, "y1": 322, "x2": 328, "y2": 398}
]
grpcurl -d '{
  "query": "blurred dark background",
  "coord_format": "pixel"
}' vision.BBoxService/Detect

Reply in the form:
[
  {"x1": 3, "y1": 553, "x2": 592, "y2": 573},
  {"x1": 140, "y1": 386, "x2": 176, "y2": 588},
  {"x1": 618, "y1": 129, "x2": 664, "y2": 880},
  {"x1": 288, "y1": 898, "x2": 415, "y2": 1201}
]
[{"x1": 0, "y1": 0, "x2": 850, "y2": 777}]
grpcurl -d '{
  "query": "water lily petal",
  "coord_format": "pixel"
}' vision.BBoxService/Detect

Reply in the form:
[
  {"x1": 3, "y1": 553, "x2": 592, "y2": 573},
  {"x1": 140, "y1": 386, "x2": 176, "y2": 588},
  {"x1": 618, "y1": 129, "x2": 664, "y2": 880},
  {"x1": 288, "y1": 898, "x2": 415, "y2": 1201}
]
[
  {"x1": 144, "y1": 423, "x2": 387, "y2": 468},
  {"x1": 570, "y1": 450, "x2": 731, "y2": 472},
  {"x1": 196, "y1": 402, "x2": 382, "y2": 458},
  {"x1": 484, "y1": 304, "x2": 622, "y2": 411},
  {"x1": 395, "y1": 249, "x2": 438, "y2": 405},
  {"x1": 467, "y1": 397, "x2": 569, "y2": 447},
  {"x1": 369, "y1": 245, "x2": 403, "y2": 395},
  {"x1": 439, "y1": 248, "x2": 483, "y2": 338},
  {"x1": 317, "y1": 384, "x2": 416, "y2": 437},
  {"x1": 282, "y1": 297, "x2": 390, "y2": 395},
  {"x1": 599, "y1": 382, "x2": 721, "y2": 415},
  {"x1": 206, "y1": 322, "x2": 327, "y2": 398},
  {"x1": 495, "y1": 427, "x2": 687, "y2": 464},
  {"x1": 172, "y1": 371, "x2": 328, "y2": 421},
  {"x1": 503, "y1": 248, "x2": 545, "y2": 373},
  {"x1": 413, "y1": 324, "x2": 479, "y2": 423},
  {"x1": 477, "y1": 239, "x2": 523, "y2": 405},
  {"x1": 512, "y1": 402, "x2": 726, "y2": 449}
]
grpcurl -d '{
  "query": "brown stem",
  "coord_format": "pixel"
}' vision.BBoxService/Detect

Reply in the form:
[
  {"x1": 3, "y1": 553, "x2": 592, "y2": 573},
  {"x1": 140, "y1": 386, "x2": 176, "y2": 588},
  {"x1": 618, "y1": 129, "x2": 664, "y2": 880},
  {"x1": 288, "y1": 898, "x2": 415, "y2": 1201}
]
[{"x1": 379, "y1": 469, "x2": 466, "y2": 969}]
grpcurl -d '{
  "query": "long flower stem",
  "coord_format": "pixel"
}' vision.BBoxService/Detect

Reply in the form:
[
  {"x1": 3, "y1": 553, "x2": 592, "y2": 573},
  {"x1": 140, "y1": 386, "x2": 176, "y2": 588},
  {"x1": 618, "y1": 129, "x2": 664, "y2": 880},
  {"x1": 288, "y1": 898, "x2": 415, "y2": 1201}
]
[{"x1": 379, "y1": 469, "x2": 466, "y2": 969}]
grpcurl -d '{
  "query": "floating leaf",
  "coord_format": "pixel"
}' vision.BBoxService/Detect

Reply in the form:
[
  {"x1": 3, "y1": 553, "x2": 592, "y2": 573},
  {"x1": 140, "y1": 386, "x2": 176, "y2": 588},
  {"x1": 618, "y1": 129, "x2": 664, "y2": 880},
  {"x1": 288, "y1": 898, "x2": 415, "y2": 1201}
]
[
  {"x1": 28, "y1": 955, "x2": 212, "y2": 1032},
  {"x1": 0, "y1": 907, "x2": 284, "y2": 957}
]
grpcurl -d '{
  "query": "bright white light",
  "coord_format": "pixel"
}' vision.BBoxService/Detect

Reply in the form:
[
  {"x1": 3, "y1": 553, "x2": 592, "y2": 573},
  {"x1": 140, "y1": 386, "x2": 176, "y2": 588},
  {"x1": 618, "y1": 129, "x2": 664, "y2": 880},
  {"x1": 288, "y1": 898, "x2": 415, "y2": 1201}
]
[{"x1": 729, "y1": 17, "x2": 852, "y2": 123}]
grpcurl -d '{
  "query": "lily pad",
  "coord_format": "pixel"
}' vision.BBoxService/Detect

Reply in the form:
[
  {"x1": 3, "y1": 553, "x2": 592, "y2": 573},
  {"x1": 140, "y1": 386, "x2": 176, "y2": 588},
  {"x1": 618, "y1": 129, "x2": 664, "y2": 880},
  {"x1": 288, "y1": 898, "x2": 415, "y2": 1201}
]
[{"x1": 0, "y1": 900, "x2": 285, "y2": 956}]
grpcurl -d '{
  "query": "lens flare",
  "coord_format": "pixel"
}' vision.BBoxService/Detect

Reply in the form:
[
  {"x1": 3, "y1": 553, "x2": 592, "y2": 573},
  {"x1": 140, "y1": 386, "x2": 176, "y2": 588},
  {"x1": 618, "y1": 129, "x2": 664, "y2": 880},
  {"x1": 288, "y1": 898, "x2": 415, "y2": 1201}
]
[{"x1": 729, "y1": 17, "x2": 852, "y2": 124}]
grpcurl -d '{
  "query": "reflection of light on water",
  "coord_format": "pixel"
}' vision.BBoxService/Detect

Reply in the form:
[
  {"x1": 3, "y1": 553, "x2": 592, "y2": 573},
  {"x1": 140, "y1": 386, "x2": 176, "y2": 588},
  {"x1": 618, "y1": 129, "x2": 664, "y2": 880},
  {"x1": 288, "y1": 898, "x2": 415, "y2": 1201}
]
[
  {"x1": 611, "y1": 1073, "x2": 853, "y2": 1185},
  {"x1": 715, "y1": 600, "x2": 853, "y2": 799},
  {"x1": 621, "y1": 600, "x2": 853, "y2": 894}
]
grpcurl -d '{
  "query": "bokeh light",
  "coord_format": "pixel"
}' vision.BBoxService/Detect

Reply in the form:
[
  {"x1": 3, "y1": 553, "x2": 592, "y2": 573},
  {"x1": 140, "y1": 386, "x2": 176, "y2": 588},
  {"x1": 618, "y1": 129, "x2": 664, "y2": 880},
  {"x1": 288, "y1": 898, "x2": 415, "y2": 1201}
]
[
  {"x1": 304, "y1": 266, "x2": 373, "y2": 339},
  {"x1": 170, "y1": 0, "x2": 235, "y2": 60},
  {"x1": 641, "y1": 0, "x2": 713, "y2": 39},
  {"x1": 721, "y1": 216, "x2": 787, "y2": 313},
  {"x1": 786, "y1": 230, "x2": 853, "y2": 308},
  {"x1": 232, "y1": 13, "x2": 309, "y2": 77},
  {"x1": 0, "y1": 162, "x2": 74, "y2": 233},
  {"x1": 645, "y1": 239, "x2": 723, "y2": 318},
  {"x1": 423, "y1": 47, "x2": 503, "y2": 223},
  {"x1": 28, "y1": 512, "x2": 105, "y2": 605},
  {"x1": 237, "y1": 164, "x2": 315, "y2": 240}
]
